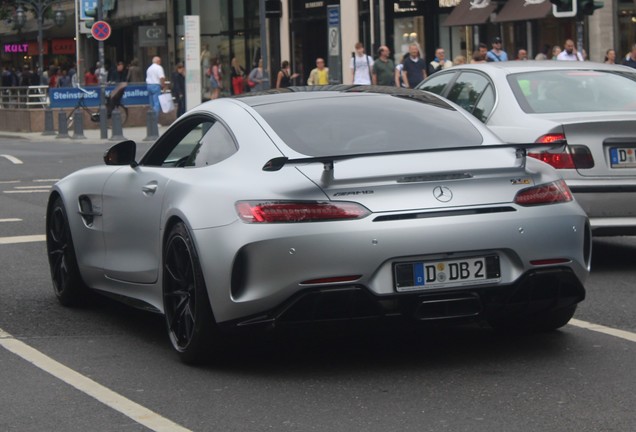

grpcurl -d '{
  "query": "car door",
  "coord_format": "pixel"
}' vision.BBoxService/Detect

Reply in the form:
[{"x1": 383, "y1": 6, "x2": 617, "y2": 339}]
[{"x1": 101, "y1": 115, "x2": 224, "y2": 284}]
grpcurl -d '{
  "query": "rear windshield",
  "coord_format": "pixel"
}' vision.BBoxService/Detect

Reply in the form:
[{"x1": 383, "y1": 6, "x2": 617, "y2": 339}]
[
  {"x1": 253, "y1": 94, "x2": 484, "y2": 157},
  {"x1": 508, "y1": 70, "x2": 636, "y2": 114}
]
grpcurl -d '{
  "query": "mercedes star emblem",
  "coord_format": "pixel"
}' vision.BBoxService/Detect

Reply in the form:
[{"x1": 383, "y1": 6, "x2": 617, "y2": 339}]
[{"x1": 433, "y1": 186, "x2": 453, "y2": 202}]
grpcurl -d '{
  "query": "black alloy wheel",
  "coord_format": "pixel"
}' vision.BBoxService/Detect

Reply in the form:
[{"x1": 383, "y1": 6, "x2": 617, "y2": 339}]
[
  {"x1": 163, "y1": 222, "x2": 216, "y2": 364},
  {"x1": 46, "y1": 196, "x2": 88, "y2": 306}
]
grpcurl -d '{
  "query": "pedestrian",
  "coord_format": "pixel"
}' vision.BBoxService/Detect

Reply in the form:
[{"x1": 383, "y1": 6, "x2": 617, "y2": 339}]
[
  {"x1": 48, "y1": 66, "x2": 58, "y2": 88},
  {"x1": 307, "y1": 57, "x2": 330, "y2": 85},
  {"x1": 428, "y1": 47, "x2": 453, "y2": 75},
  {"x1": 126, "y1": 59, "x2": 144, "y2": 83},
  {"x1": 171, "y1": 62, "x2": 186, "y2": 117},
  {"x1": 84, "y1": 66, "x2": 98, "y2": 86},
  {"x1": 556, "y1": 39, "x2": 583, "y2": 61},
  {"x1": 230, "y1": 57, "x2": 246, "y2": 95},
  {"x1": 394, "y1": 53, "x2": 409, "y2": 88},
  {"x1": 470, "y1": 50, "x2": 486, "y2": 64},
  {"x1": 350, "y1": 42, "x2": 374, "y2": 85},
  {"x1": 57, "y1": 69, "x2": 72, "y2": 87},
  {"x1": 401, "y1": 43, "x2": 427, "y2": 88},
  {"x1": 453, "y1": 55, "x2": 467, "y2": 66},
  {"x1": 622, "y1": 44, "x2": 636, "y2": 69},
  {"x1": 478, "y1": 43, "x2": 489, "y2": 60},
  {"x1": 486, "y1": 37, "x2": 508, "y2": 62},
  {"x1": 20, "y1": 65, "x2": 36, "y2": 86},
  {"x1": 95, "y1": 61, "x2": 108, "y2": 84},
  {"x1": 208, "y1": 57, "x2": 223, "y2": 99},
  {"x1": 276, "y1": 60, "x2": 298, "y2": 88},
  {"x1": 516, "y1": 49, "x2": 528, "y2": 61},
  {"x1": 113, "y1": 61, "x2": 127, "y2": 82},
  {"x1": 248, "y1": 58, "x2": 267, "y2": 91},
  {"x1": 372, "y1": 46, "x2": 394, "y2": 86},
  {"x1": 551, "y1": 45, "x2": 562, "y2": 60},
  {"x1": 145, "y1": 56, "x2": 166, "y2": 116}
]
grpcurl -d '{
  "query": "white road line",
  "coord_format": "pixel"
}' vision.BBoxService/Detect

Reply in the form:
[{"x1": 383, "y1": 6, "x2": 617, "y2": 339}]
[
  {"x1": 33, "y1": 179, "x2": 60, "y2": 182},
  {"x1": 0, "y1": 155, "x2": 23, "y2": 165},
  {"x1": 569, "y1": 319, "x2": 636, "y2": 343},
  {"x1": 3, "y1": 190, "x2": 50, "y2": 194},
  {"x1": 0, "y1": 327, "x2": 191, "y2": 432},
  {"x1": 0, "y1": 218, "x2": 22, "y2": 223},
  {"x1": 0, "y1": 235, "x2": 45, "y2": 244},
  {"x1": 0, "y1": 180, "x2": 20, "y2": 184},
  {"x1": 15, "y1": 186, "x2": 52, "y2": 189}
]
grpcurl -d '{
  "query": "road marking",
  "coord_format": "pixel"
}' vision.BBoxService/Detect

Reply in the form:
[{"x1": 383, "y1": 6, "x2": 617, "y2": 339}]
[
  {"x1": 3, "y1": 190, "x2": 50, "y2": 194},
  {"x1": 569, "y1": 319, "x2": 636, "y2": 343},
  {"x1": 0, "y1": 154, "x2": 23, "y2": 165},
  {"x1": 15, "y1": 186, "x2": 51, "y2": 189},
  {"x1": 33, "y1": 179, "x2": 60, "y2": 182},
  {"x1": 0, "y1": 218, "x2": 22, "y2": 223},
  {"x1": 0, "y1": 180, "x2": 20, "y2": 184},
  {"x1": 0, "y1": 327, "x2": 191, "y2": 432},
  {"x1": 0, "y1": 235, "x2": 45, "y2": 244}
]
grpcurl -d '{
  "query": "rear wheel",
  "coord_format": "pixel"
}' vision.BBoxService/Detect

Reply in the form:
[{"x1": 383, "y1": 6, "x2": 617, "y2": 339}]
[
  {"x1": 489, "y1": 305, "x2": 577, "y2": 333},
  {"x1": 46, "y1": 196, "x2": 88, "y2": 306},
  {"x1": 163, "y1": 222, "x2": 217, "y2": 364}
]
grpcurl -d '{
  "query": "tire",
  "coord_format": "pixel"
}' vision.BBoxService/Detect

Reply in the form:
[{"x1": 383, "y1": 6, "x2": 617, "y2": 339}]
[
  {"x1": 489, "y1": 305, "x2": 577, "y2": 333},
  {"x1": 163, "y1": 222, "x2": 217, "y2": 364},
  {"x1": 46, "y1": 196, "x2": 88, "y2": 306}
]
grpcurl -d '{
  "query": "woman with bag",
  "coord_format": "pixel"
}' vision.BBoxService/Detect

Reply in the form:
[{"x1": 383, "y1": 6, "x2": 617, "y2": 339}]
[
  {"x1": 247, "y1": 58, "x2": 266, "y2": 92},
  {"x1": 230, "y1": 57, "x2": 246, "y2": 95},
  {"x1": 208, "y1": 57, "x2": 222, "y2": 100}
]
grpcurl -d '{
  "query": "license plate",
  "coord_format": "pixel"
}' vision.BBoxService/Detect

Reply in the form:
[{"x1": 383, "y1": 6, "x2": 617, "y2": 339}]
[
  {"x1": 394, "y1": 255, "x2": 500, "y2": 292},
  {"x1": 610, "y1": 147, "x2": 636, "y2": 168}
]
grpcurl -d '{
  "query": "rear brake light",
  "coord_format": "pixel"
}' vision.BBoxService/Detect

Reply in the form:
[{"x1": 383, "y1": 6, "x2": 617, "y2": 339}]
[
  {"x1": 514, "y1": 179, "x2": 573, "y2": 206},
  {"x1": 236, "y1": 201, "x2": 370, "y2": 223},
  {"x1": 530, "y1": 134, "x2": 594, "y2": 169}
]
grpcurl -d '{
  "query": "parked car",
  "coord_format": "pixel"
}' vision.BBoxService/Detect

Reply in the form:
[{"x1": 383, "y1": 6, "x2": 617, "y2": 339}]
[
  {"x1": 417, "y1": 61, "x2": 636, "y2": 236},
  {"x1": 46, "y1": 86, "x2": 590, "y2": 363}
]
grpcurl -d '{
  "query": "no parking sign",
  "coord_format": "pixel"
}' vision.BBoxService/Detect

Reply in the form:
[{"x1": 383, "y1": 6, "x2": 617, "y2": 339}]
[{"x1": 91, "y1": 21, "x2": 111, "y2": 41}]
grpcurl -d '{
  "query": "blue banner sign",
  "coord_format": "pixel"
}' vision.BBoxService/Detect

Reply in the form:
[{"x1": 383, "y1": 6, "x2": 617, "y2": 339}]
[{"x1": 49, "y1": 85, "x2": 149, "y2": 108}]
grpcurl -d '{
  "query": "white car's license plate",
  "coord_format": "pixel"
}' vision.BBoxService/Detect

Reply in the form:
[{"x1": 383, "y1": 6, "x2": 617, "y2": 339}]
[
  {"x1": 610, "y1": 147, "x2": 636, "y2": 168},
  {"x1": 394, "y1": 255, "x2": 500, "y2": 292}
]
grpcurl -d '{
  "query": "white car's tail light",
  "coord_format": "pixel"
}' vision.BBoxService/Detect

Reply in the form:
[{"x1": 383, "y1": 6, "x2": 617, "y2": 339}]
[
  {"x1": 529, "y1": 134, "x2": 594, "y2": 169},
  {"x1": 514, "y1": 180, "x2": 573, "y2": 206},
  {"x1": 235, "y1": 201, "x2": 370, "y2": 223}
]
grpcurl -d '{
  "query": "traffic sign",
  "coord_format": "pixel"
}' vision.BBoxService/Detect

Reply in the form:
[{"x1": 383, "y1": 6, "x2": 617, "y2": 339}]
[{"x1": 91, "y1": 21, "x2": 111, "y2": 41}]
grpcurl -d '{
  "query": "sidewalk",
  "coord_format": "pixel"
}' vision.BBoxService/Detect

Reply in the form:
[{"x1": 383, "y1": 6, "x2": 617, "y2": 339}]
[{"x1": 0, "y1": 125, "x2": 165, "y2": 144}]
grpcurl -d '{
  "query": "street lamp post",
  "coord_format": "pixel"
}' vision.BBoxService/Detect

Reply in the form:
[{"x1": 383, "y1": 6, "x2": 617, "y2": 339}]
[{"x1": 14, "y1": 1, "x2": 66, "y2": 84}]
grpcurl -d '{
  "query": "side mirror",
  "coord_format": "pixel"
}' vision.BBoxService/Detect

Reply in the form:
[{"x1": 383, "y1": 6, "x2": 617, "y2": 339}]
[{"x1": 104, "y1": 140, "x2": 138, "y2": 167}]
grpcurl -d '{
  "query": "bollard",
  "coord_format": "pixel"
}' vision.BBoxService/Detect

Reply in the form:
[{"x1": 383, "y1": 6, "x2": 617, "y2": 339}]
[
  {"x1": 42, "y1": 108, "x2": 56, "y2": 136},
  {"x1": 109, "y1": 107, "x2": 126, "y2": 141},
  {"x1": 56, "y1": 111, "x2": 69, "y2": 139},
  {"x1": 143, "y1": 109, "x2": 159, "y2": 141},
  {"x1": 99, "y1": 105, "x2": 108, "y2": 139},
  {"x1": 71, "y1": 110, "x2": 86, "y2": 140}
]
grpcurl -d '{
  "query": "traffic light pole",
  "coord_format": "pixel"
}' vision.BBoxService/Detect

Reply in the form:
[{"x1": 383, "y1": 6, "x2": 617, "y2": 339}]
[
  {"x1": 576, "y1": 19, "x2": 584, "y2": 60},
  {"x1": 97, "y1": 0, "x2": 107, "y2": 139}
]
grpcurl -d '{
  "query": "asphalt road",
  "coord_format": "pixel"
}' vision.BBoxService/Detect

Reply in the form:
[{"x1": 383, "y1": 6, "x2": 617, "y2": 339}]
[{"x1": 1, "y1": 137, "x2": 635, "y2": 432}]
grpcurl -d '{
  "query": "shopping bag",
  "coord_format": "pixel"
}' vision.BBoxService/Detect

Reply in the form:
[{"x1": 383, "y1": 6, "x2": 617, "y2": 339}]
[{"x1": 159, "y1": 92, "x2": 175, "y2": 113}]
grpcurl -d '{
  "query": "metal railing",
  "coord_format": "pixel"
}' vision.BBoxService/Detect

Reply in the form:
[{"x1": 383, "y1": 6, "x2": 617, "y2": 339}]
[{"x1": 0, "y1": 86, "x2": 49, "y2": 109}]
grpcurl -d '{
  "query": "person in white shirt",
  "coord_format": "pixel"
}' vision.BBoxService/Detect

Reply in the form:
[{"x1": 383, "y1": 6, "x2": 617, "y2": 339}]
[
  {"x1": 556, "y1": 40, "x2": 583, "y2": 61},
  {"x1": 350, "y1": 42, "x2": 374, "y2": 85},
  {"x1": 146, "y1": 56, "x2": 166, "y2": 115}
]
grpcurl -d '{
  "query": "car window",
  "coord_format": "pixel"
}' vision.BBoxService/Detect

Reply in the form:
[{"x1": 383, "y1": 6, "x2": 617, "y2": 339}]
[
  {"x1": 508, "y1": 70, "x2": 636, "y2": 113},
  {"x1": 446, "y1": 72, "x2": 492, "y2": 116},
  {"x1": 418, "y1": 72, "x2": 455, "y2": 95},
  {"x1": 473, "y1": 83, "x2": 495, "y2": 123},
  {"x1": 141, "y1": 116, "x2": 237, "y2": 167}
]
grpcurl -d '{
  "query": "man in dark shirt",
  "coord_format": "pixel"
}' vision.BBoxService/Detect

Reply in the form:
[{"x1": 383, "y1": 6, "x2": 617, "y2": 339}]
[
  {"x1": 372, "y1": 46, "x2": 395, "y2": 86},
  {"x1": 401, "y1": 43, "x2": 426, "y2": 89},
  {"x1": 623, "y1": 44, "x2": 636, "y2": 69},
  {"x1": 171, "y1": 62, "x2": 186, "y2": 117}
]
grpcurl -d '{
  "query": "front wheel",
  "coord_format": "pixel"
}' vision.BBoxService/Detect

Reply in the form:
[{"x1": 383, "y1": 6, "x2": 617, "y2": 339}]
[
  {"x1": 46, "y1": 196, "x2": 88, "y2": 306},
  {"x1": 163, "y1": 222, "x2": 217, "y2": 364}
]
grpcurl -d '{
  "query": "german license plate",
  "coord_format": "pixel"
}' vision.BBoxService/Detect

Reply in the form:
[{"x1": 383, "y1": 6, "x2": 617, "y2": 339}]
[
  {"x1": 610, "y1": 147, "x2": 636, "y2": 168},
  {"x1": 394, "y1": 255, "x2": 500, "y2": 292}
]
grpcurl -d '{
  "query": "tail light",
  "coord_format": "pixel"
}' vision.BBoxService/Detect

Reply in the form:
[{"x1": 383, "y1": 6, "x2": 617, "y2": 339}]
[
  {"x1": 529, "y1": 134, "x2": 594, "y2": 169},
  {"x1": 514, "y1": 179, "x2": 573, "y2": 206},
  {"x1": 236, "y1": 201, "x2": 370, "y2": 223}
]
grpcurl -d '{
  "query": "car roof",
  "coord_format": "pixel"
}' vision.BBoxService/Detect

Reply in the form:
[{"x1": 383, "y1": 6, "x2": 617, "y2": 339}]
[
  {"x1": 233, "y1": 84, "x2": 453, "y2": 110},
  {"x1": 444, "y1": 60, "x2": 636, "y2": 75}
]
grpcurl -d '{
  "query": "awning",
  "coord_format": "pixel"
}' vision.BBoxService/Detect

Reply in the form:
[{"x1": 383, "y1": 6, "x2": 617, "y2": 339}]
[
  {"x1": 492, "y1": 0, "x2": 552, "y2": 22},
  {"x1": 443, "y1": 0, "x2": 497, "y2": 26}
]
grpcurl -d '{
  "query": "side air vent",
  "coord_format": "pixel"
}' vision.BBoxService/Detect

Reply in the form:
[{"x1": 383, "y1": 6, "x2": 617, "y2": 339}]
[{"x1": 373, "y1": 206, "x2": 516, "y2": 222}]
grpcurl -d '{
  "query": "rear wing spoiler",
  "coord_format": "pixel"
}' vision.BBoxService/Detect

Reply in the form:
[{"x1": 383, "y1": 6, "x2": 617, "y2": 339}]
[{"x1": 262, "y1": 141, "x2": 567, "y2": 172}]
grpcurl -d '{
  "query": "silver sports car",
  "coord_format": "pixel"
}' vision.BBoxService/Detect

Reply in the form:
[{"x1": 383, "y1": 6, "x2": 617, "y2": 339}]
[
  {"x1": 46, "y1": 86, "x2": 590, "y2": 363},
  {"x1": 417, "y1": 62, "x2": 636, "y2": 235}
]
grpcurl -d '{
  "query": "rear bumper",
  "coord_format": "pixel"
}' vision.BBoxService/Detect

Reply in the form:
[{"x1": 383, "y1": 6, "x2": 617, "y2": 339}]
[{"x1": 219, "y1": 267, "x2": 585, "y2": 330}]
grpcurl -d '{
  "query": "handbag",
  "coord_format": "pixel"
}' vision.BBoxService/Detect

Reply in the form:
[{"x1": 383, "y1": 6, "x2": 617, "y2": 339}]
[
  {"x1": 159, "y1": 92, "x2": 175, "y2": 113},
  {"x1": 247, "y1": 79, "x2": 256, "y2": 88}
]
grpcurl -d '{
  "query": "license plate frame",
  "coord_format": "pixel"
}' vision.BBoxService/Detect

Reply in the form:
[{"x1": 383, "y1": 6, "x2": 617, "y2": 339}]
[
  {"x1": 609, "y1": 147, "x2": 636, "y2": 168},
  {"x1": 394, "y1": 255, "x2": 500, "y2": 292}
]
